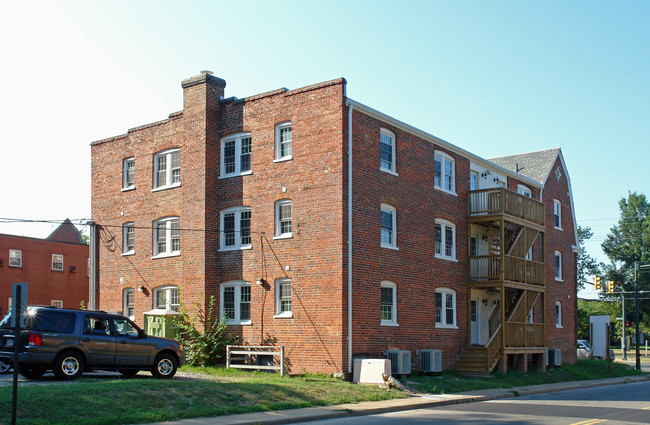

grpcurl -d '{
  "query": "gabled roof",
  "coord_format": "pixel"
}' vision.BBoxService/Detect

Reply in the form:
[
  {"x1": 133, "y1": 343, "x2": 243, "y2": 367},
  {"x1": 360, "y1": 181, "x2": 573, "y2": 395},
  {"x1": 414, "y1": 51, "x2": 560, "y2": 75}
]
[
  {"x1": 488, "y1": 148, "x2": 561, "y2": 185},
  {"x1": 46, "y1": 219, "x2": 85, "y2": 245}
]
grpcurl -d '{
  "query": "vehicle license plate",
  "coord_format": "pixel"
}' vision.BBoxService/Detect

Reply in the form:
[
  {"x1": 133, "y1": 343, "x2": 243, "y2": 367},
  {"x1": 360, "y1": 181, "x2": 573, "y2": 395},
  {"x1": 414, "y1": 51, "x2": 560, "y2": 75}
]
[{"x1": 4, "y1": 338, "x2": 13, "y2": 348}]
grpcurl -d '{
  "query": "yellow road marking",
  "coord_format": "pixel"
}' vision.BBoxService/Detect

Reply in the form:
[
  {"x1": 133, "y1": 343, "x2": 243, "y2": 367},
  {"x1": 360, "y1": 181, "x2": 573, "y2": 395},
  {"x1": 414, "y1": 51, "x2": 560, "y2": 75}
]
[
  {"x1": 642, "y1": 406, "x2": 650, "y2": 410},
  {"x1": 570, "y1": 420, "x2": 607, "y2": 425}
]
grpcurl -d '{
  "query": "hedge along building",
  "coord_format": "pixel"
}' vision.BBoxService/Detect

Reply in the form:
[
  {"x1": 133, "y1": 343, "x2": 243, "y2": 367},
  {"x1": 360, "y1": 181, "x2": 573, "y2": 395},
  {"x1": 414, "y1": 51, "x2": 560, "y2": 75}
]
[{"x1": 90, "y1": 71, "x2": 578, "y2": 375}]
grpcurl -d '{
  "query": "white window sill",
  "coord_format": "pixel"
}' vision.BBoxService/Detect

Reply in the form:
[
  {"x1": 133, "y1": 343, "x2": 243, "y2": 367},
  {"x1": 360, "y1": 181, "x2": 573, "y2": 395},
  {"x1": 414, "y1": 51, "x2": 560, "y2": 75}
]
[
  {"x1": 151, "y1": 252, "x2": 181, "y2": 260},
  {"x1": 555, "y1": 277, "x2": 563, "y2": 282},
  {"x1": 435, "y1": 254, "x2": 457, "y2": 262},
  {"x1": 555, "y1": 226, "x2": 563, "y2": 231},
  {"x1": 122, "y1": 251, "x2": 135, "y2": 257},
  {"x1": 274, "y1": 156, "x2": 293, "y2": 163},
  {"x1": 380, "y1": 244, "x2": 399, "y2": 250},
  {"x1": 556, "y1": 325, "x2": 563, "y2": 328},
  {"x1": 9, "y1": 265, "x2": 22, "y2": 268},
  {"x1": 381, "y1": 321, "x2": 399, "y2": 327},
  {"x1": 225, "y1": 320, "x2": 252, "y2": 326},
  {"x1": 219, "y1": 170, "x2": 253, "y2": 180},
  {"x1": 380, "y1": 167, "x2": 398, "y2": 177},
  {"x1": 121, "y1": 186, "x2": 136, "y2": 192},
  {"x1": 52, "y1": 268, "x2": 64, "y2": 272},
  {"x1": 435, "y1": 324, "x2": 459, "y2": 329},
  {"x1": 219, "y1": 245, "x2": 253, "y2": 252},
  {"x1": 434, "y1": 187, "x2": 458, "y2": 196},
  {"x1": 274, "y1": 233, "x2": 293, "y2": 240},
  {"x1": 151, "y1": 183, "x2": 181, "y2": 193},
  {"x1": 274, "y1": 313, "x2": 293, "y2": 319}
]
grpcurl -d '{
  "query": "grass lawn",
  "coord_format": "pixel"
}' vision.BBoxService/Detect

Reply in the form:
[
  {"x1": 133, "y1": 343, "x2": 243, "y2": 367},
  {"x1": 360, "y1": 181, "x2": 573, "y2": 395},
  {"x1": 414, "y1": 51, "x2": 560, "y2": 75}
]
[{"x1": 0, "y1": 360, "x2": 644, "y2": 425}]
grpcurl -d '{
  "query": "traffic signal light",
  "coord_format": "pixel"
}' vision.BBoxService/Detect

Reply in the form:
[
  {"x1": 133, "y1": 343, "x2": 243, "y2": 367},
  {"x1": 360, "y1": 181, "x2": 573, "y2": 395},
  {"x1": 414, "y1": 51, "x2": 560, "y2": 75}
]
[
  {"x1": 594, "y1": 276, "x2": 601, "y2": 291},
  {"x1": 607, "y1": 280, "x2": 615, "y2": 293},
  {"x1": 626, "y1": 312, "x2": 634, "y2": 329}
]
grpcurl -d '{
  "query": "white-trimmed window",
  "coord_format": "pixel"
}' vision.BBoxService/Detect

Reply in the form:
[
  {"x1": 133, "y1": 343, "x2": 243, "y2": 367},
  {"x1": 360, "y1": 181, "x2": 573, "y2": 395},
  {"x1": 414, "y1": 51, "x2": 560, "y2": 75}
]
[
  {"x1": 380, "y1": 281, "x2": 398, "y2": 326},
  {"x1": 555, "y1": 301, "x2": 562, "y2": 327},
  {"x1": 123, "y1": 288, "x2": 135, "y2": 320},
  {"x1": 220, "y1": 207, "x2": 251, "y2": 250},
  {"x1": 9, "y1": 249, "x2": 22, "y2": 267},
  {"x1": 52, "y1": 254, "x2": 64, "y2": 271},
  {"x1": 275, "y1": 122, "x2": 292, "y2": 161},
  {"x1": 153, "y1": 217, "x2": 180, "y2": 257},
  {"x1": 470, "y1": 170, "x2": 479, "y2": 191},
  {"x1": 123, "y1": 157, "x2": 135, "y2": 190},
  {"x1": 517, "y1": 185, "x2": 532, "y2": 198},
  {"x1": 470, "y1": 235, "x2": 478, "y2": 257},
  {"x1": 275, "y1": 278, "x2": 292, "y2": 318},
  {"x1": 154, "y1": 286, "x2": 179, "y2": 312},
  {"x1": 153, "y1": 149, "x2": 180, "y2": 190},
  {"x1": 435, "y1": 219, "x2": 456, "y2": 260},
  {"x1": 123, "y1": 222, "x2": 135, "y2": 255},
  {"x1": 555, "y1": 251, "x2": 562, "y2": 281},
  {"x1": 553, "y1": 200, "x2": 562, "y2": 229},
  {"x1": 221, "y1": 133, "x2": 252, "y2": 178},
  {"x1": 380, "y1": 204, "x2": 397, "y2": 249},
  {"x1": 221, "y1": 281, "x2": 252, "y2": 324},
  {"x1": 275, "y1": 200, "x2": 293, "y2": 239},
  {"x1": 434, "y1": 151, "x2": 455, "y2": 193},
  {"x1": 379, "y1": 128, "x2": 396, "y2": 174},
  {"x1": 51, "y1": 300, "x2": 63, "y2": 308},
  {"x1": 435, "y1": 288, "x2": 457, "y2": 328}
]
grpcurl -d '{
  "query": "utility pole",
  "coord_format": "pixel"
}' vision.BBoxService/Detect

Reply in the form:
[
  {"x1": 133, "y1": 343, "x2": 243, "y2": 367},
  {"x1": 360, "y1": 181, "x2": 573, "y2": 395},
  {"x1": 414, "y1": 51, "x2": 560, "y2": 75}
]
[
  {"x1": 622, "y1": 294, "x2": 627, "y2": 360},
  {"x1": 634, "y1": 261, "x2": 640, "y2": 371}
]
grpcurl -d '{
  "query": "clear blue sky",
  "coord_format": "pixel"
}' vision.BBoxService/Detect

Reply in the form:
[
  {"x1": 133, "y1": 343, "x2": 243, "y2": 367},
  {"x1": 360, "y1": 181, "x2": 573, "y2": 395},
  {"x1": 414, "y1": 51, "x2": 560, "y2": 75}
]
[{"x1": 1, "y1": 0, "x2": 648, "y2": 298}]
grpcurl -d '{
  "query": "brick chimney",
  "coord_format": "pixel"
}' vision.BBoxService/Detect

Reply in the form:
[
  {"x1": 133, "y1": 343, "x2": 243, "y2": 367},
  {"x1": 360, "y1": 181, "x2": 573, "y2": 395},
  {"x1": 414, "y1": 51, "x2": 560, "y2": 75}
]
[{"x1": 181, "y1": 70, "x2": 226, "y2": 113}]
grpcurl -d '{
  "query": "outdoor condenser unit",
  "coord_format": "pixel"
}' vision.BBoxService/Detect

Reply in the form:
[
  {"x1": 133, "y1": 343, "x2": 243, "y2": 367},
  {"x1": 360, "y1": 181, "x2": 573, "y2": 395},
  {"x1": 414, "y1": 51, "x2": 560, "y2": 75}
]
[
  {"x1": 385, "y1": 350, "x2": 411, "y2": 375},
  {"x1": 419, "y1": 349, "x2": 442, "y2": 373}
]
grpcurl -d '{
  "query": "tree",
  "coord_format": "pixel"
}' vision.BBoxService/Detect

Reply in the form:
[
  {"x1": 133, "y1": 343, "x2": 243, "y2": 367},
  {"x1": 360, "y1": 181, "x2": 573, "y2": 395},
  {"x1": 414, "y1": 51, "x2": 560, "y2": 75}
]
[{"x1": 576, "y1": 225, "x2": 599, "y2": 290}]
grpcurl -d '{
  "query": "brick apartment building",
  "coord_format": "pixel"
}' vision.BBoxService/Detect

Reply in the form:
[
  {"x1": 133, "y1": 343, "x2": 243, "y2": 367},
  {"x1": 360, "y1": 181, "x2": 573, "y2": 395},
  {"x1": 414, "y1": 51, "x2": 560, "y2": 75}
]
[
  {"x1": 91, "y1": 72, "x2": 578, "y2": 375},
  {"x1": 0, "y1": 219, "x2": 89, "y2": 314}
]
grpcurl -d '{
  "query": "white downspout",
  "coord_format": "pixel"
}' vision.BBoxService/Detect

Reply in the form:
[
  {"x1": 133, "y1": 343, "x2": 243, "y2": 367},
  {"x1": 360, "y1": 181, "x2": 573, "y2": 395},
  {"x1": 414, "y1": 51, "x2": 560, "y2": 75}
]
[{"x1": 347, "y1": 103, "x2": 353, "y2": 374}]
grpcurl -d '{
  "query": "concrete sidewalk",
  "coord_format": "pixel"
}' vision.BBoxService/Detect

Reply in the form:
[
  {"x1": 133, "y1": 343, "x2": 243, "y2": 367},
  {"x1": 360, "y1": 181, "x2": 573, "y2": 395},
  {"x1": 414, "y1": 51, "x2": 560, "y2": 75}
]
[{"x1": 142, "y1": 375, "x2": 650, "y2": 425}]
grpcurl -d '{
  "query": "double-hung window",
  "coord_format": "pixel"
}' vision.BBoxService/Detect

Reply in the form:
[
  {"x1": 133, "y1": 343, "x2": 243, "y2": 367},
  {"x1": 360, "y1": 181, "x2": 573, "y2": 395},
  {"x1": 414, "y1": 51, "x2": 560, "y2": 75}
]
[
  {"x1": 275, "y1": 122, "x2": 292, "y2": 161},
  {"x1": 153, "y1": 217, "x2": 180, "y2": 257},
  {"x1": 123, "y1": 157, "x2": 135, "y2": 190},
  {"x1": 555, "y1": 301, "x2": 562, "y2": 327},
  {"x1": 275, "y1": 200, "x2": 292, "y2": 239},
  {"x1": 435, "y1": 288, "x2": 456, "y2": 328},
  {"x1": 435, "y1": 219, "x2": 456, "y2": 260},
  {"x1": 52, "y1": 254, "x2": 64, "y2": 271},
  {"x1": 153, "y1": 149, "x2": 180, "y2": 190},
  {"x1": 221, "y1": 133, "x2": 252, "y2": 177},
  {"x1": 275, "y1": 278, "x2": 292, "y2": 318},
  {"x1": 9, "y1": 249, "x2": 22, "y2": 267},
  {"x1": 220, "y1": 207, "x2": 251, "y2": 250},
  {"x1": 380, "y1": 281, "x2": 398, "y2": 326},
  {"x1": 553, "y1": 200, "x2": 562, "y2": 229},
  {"x1": 380, "y1": 204, "x2": 397, "y2": 249},
  {"x1": 380, "y1": 129, "x2": 396, "y2": 174},
  {"x1": 221, "y1": 281, "x2": 251, "y2": 324},
  {"x1": 555, "y1": 251, "x2": 562, "y2": 281},
  {"x1": 123, "y1": 288, "x2": 135, "y2": 320},
  {"x1": 123, "y1": 222, "x2": 135, "y2": 255},
  {"x1": 154, "y1": 286, "x2": 179, "y2": 311},
  {"x1": 517, "y1": 185, "x2": 532, "y2": 197},
  {"x1": 434, "y1": 151, "x2": 455, "y2": 193}
]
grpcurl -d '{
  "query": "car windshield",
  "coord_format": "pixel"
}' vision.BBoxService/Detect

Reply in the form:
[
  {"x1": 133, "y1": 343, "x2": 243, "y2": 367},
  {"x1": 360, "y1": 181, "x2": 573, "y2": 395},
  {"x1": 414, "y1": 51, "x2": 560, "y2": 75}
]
[
  {"x1": 0, "y1": 311, "x2": 11, "y2": 329},
  {"x1": 580, "y1": 340, "x2": 591, "y2": 349}
]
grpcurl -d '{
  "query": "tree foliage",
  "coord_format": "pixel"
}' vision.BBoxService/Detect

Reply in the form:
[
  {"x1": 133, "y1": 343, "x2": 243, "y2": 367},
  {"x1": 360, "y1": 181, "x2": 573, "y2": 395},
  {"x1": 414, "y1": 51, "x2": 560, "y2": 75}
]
[
  {"x1": 577, "y1": 299, "x2": 620, "y2": 341},
  {"x1": 577, "y1": 225, "x2": 599, "y2": 290}
]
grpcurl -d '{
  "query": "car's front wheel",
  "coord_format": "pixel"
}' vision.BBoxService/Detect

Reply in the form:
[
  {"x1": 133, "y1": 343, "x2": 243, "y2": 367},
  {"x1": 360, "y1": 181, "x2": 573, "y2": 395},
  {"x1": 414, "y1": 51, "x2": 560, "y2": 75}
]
[
  {"x1": 53, "y1": 350, "x2": 85, "y2": 380},
  {"x1": 19, "y1": 364, "x2": 47, "y2": 379},
  {"x1": 151, "y1": 353, "x2": 177, "y2": 379}
]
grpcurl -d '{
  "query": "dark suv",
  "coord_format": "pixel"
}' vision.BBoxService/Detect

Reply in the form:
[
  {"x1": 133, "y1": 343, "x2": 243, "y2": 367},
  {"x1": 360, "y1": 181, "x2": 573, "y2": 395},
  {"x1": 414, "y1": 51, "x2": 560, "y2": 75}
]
[{"x1": 0, "y1": 306, "x2": 185, "y2": 380}]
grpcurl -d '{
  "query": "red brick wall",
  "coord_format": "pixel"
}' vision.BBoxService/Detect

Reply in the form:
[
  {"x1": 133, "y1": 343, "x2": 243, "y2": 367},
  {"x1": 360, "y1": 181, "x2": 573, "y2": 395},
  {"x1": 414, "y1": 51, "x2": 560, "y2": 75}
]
[{"x1": 0, "y1": 234, "x2": 89, "y2": 313}]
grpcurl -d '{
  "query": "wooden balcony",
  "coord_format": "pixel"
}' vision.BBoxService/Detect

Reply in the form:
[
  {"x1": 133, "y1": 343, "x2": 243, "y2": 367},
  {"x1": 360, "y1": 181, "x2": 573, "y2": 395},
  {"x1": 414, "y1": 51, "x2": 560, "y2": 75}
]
[
  {"x1": 470, "y1": 255, "x2": 545, "y2": 287},
  {"x1": 504, "y1": 322, "x2": 545, "y2": 348},
  {"x1": 468, "y1": 187, "x2": 545, "y2": 228}
]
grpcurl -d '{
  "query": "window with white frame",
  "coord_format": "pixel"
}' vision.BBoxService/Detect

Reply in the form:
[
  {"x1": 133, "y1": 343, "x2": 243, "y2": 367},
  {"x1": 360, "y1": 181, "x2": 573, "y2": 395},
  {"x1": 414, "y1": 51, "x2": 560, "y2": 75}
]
[
  {"x1": 275, "y1": 122, "x2": 292, "y2": 161},
  {"x1": 380, "y1": 204, "x2": 397, "y2": 249},
  {"x1": 380, "y1": 281, "x2": 398, "y2": 326},
  {"x1": 9, "y1": 249, "x2": 22, "y2": 267},
  {"x1": 154, "y1": 286, "x2": 179, "y2": 311},
  {"x1": 123, "y1": 157, "x2": 135, "y2": 190},
  {"x1": 123, "y1": 288, "x2": 135, "y2": 320},
  {"x1": 221, "y1": 133, "x2": 252, "y2": 178},
  {"x1": 434, "y1": 151, "x2": 455, "y2": 193},
  {"x1": 435, "y1": 219, "x2": 456, "y2": 260},
  {"x1": 123, "y1": 222, "x2": 135, "y2": 255},
  {"x1": 555, "y1": 251, "x2": 562, "y2": 280},
  {"x1": 275, "y1": 200, "x2": 292, "y2": 239},
  {"x1": 379, "y1": 128, "x2": 396, "y2": 173},
  {"x1": 52, "y1": 254, "x2": 63, "y2": 271},
  {"x1": 517, "y1": 185, "x2": 532, "y2": 197},
  {"x1": 221, "y1": 281, "x2": 251, "y2": 324},
  {"x1": 435, "y1": 288, "x2": 456, "y2": 327},
  {"x1": 153, "y1": 149, "x2": 180, "y2": 189},
  {"x1": 51, "y1": 300, "x2": 63, "y2": 308},
  {"x1": 555, "y1": 301, "x2": 562, "y2": 327},
  {"x1": 153, "y1": 217, "x2": 180, "y2": 257},
  {"x1": 275, "y1": 278, "x2": 292, "y2": 317},
  {"x1": 220, "y1": 207, "x2": 251, "y2": 250},
  {"x1": 553, "y1": 200, "x2": 562, "y2": 229}
]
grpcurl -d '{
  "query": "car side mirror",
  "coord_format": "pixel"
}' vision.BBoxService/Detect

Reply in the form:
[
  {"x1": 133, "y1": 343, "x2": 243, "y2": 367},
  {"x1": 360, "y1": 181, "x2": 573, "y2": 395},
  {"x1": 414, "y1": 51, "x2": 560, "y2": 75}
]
[{"x1": 138, "y1": 329, "x2": 146, "y2": 338}]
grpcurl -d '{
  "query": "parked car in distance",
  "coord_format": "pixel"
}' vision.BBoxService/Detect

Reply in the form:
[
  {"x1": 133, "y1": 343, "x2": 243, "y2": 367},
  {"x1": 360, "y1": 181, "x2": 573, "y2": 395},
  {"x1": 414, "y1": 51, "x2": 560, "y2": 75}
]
[
  {"x1": 577, "y1": 339, "x2": 615, "y2": 361},
  {"x1": 0, "y1": 306, "x2": 185, "y2": 380}
]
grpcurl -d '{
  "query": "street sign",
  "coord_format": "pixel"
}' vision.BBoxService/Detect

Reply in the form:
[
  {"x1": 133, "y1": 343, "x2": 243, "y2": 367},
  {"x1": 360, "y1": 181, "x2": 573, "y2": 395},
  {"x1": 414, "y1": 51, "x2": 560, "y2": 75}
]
[{"x1": 10, "y1": 282, "x2": 28, "y2": 328}]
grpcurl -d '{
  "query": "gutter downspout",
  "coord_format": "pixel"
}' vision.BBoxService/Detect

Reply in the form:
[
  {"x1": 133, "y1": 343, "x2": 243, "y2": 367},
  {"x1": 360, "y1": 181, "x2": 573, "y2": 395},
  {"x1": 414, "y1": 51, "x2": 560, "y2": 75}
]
[{"x1": 347, "y1": 103, "x2": 353, "y2": 374}]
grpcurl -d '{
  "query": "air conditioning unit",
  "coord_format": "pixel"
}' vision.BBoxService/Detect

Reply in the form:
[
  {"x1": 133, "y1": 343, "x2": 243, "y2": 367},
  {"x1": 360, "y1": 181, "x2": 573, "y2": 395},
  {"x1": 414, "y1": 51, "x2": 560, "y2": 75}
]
[
  {"x1": 546, "y1": 348, "x2": 561, "y2": 366},
  {"x1": 419, "y1": 349, "x2": 442, "y2": 373},
  {"x1": 385, "y1": 350, "x2": 411, "y2": 375}
]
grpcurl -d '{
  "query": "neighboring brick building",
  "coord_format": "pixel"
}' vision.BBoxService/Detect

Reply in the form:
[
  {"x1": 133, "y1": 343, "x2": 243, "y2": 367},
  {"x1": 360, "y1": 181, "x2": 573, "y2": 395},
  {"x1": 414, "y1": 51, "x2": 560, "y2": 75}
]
[
  {"x1": 91, "y1": 72, "x2": 578, "y2": 375},
  {"x1": 0, "y1": 219, "x2": 89, "y2": 314}
]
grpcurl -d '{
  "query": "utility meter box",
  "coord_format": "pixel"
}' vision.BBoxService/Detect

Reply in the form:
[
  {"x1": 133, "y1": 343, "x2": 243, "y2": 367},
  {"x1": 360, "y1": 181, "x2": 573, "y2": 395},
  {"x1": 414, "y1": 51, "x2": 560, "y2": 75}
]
[
  {"x1": 589, "y1": 315, "x2": 610, "y2": 358},
  {"x1": 143, "y1": 309, "x2": 179, "y2": 340}
]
